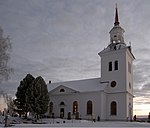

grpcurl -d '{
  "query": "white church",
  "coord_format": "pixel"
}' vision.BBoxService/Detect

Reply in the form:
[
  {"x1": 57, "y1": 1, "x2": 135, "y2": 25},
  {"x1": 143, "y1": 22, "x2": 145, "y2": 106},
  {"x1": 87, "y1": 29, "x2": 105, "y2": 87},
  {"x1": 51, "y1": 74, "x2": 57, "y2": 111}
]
[{"x1": 47, "y1": 5, "x2": 135, "y2": 121}]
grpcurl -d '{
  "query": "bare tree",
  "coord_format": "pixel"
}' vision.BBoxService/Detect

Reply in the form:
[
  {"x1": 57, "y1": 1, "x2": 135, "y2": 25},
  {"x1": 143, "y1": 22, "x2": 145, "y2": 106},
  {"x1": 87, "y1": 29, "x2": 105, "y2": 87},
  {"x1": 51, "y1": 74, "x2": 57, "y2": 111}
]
[
  {"x1": 0, "y1": 26, "x2": 12, "y2": 83},
  {"x1": 0, "y1": 91, "x2": 15, "y2": 115},
  {"x1": 0, "y1": 26, "x2": 12, "y2": 127}
]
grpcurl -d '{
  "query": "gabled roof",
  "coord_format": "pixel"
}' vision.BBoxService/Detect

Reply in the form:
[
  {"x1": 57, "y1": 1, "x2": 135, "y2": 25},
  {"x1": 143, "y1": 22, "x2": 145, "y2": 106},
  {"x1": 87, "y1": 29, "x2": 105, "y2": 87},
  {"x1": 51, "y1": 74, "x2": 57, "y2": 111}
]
[
  {"x1": 47, "y1": 77, "x2": 108, "y2": 93},
  {"x1": 49, "y1": 84, "x2": 79, "y2": 94}
]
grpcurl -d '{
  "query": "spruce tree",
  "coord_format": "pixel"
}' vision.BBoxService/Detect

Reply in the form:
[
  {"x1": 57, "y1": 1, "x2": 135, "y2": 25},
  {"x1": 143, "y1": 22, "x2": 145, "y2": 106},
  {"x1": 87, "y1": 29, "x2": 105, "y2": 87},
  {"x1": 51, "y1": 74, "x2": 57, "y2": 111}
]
[
  {"x1": 28, "y1": 76, "x2": 49, "y2": 120},
  {"x1": 15, "y1": 74, "x2": 35, "y2": 118}
]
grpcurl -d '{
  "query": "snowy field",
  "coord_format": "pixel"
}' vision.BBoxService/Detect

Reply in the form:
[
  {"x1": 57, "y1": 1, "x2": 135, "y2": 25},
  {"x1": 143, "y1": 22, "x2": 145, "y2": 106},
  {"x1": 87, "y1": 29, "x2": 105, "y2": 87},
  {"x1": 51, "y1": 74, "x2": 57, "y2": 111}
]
[{"x1": 1, "y1": 116, "x2": 150, "y2": 127}]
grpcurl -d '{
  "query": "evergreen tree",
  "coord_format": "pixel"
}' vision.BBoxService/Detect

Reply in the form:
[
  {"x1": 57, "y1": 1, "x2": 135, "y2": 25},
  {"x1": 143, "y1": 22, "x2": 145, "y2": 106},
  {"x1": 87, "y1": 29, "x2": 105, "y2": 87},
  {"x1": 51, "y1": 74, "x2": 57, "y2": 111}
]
[
  {"x1": 15, "y1": 74, "x2": 35, "y2": 118},
  {"x1": 28, "y1": 76, "x2": 49, "y2": 120}
]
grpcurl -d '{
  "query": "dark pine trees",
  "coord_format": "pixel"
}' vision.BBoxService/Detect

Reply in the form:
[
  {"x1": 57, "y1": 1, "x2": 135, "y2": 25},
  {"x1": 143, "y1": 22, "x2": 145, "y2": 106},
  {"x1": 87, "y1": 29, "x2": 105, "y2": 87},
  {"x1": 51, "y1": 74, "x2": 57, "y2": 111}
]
[
  {"x1": 28, "y1": 76, "x2": 49, "y2": 120},
  {"x1": 15, "y1": 74, "x2": 35, "y2": 118},
  {"x1": 15, "y1": 74, "x2": 49, "y2": 120}
]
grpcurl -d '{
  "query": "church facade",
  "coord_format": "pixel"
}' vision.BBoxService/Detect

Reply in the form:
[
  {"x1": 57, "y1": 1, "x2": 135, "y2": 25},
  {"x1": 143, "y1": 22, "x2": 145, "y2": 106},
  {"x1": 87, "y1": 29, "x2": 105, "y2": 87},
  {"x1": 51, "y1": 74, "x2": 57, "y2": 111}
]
[{"x1": 47, "y1": 5, "x2": 135, "y2": 121}]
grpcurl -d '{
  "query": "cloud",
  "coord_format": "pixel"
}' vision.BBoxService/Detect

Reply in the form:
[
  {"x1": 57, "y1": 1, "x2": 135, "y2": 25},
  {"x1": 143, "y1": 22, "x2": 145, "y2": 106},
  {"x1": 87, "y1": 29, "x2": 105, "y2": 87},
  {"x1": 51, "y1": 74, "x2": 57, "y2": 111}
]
[
  {"x1": 0, "y1": 0, "x2": 150, "y2": 112},
  {"x1": 141, "y1": 83, "x2": 150, "y2": 91}
]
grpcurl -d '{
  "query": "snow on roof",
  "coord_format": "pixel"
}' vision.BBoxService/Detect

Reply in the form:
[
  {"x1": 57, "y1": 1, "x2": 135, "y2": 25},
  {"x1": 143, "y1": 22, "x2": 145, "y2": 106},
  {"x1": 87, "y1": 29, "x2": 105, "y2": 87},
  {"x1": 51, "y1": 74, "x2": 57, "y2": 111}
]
[{"x1": 47, "y1": 77, "x2": 108, "y2": 92}]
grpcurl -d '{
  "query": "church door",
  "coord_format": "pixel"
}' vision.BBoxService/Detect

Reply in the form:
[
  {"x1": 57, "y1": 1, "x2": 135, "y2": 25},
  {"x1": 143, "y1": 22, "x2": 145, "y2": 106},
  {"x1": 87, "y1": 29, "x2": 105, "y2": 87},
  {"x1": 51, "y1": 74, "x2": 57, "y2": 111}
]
[{"x1": 60, "y1": 108, "x2": 64, "y2": 118}]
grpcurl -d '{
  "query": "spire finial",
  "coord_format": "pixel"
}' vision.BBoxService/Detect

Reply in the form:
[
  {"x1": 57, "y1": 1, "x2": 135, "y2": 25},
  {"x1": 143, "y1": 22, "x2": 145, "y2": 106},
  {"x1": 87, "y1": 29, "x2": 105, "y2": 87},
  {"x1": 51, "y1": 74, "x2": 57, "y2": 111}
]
[{"x1": 114, "y1": 3, "x2": 120, "y2": 26}]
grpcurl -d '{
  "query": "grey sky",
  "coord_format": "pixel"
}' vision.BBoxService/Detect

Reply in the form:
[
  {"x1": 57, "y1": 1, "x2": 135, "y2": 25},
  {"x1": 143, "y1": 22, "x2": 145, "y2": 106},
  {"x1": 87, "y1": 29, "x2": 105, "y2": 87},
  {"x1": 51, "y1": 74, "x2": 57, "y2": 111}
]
[{"x1": 0, "y1": 0, "x2": 150, "y2": 115}]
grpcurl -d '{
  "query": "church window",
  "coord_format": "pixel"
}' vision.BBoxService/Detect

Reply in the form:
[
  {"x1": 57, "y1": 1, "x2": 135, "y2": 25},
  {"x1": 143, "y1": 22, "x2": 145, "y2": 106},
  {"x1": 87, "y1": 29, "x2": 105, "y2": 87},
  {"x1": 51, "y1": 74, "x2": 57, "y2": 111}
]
[
  {"x1": 49, "y1": 102, "x2": 53, "y2": 114},
  {"x1": 73, "y1": 101, "x2": 78, "y2": 114},
  {"x1": 114, "y1": 60, "x2": 118, "y2": 70},
  {"x1": 60, "y1": 88, "x2": 65, "y2": 92},
  {"x1": 87, "y1": 100, "x2": 92, "y2": 115},
  {"x1": 109, "y1": 62, "x2": 112, "y2": 71},
  {"x1": 111, "y1": 81, "x2": 116, "y2": 88},
  {"x1": 60, "y1": 101, "x2": 65, "y2": 106},
  {"x1": 128, "y1": 62, "x2": 131, "y2": 73},
  {"x1": 111, "y1": 101, "x2": 117, "y2": 115},
  {"x1": 129, "y1": 82, "x2": 131, "y2": 89}
]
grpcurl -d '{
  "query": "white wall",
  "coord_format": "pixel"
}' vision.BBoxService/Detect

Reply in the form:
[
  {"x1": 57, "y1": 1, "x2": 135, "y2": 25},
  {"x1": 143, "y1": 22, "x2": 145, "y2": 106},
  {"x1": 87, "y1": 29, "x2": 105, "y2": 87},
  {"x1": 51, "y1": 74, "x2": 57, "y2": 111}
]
[
  {"x1": 100, "y1": 46, "x2": 134, "y2": 121},
  {"x1": 107, "y1": 93, "x2": 127, "y2": 120},
  {"x1": 49, "y1": 91, "x2": 104, "y2": 120},
  {"x1": 100, "y1": 48, "x2": 127, "y2": 92}
]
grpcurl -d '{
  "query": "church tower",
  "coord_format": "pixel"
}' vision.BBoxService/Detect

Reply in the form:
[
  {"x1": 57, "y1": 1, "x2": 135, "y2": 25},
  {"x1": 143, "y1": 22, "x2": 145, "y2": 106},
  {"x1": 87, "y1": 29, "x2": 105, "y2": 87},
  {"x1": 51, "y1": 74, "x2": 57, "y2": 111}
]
[{"x1": 99, "y1": 4, "x2": 135, "y2": 120}]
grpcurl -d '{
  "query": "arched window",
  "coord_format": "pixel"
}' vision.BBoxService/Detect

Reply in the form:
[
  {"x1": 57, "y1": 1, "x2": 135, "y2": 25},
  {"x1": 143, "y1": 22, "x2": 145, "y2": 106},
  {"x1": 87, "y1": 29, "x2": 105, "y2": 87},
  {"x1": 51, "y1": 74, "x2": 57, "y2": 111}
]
[
  {"x1": 109, "y1": 62, "x2": 112, "y2": 71},
  {"x1": 60, "y1": 101, "x2": 65, "y2": 106},
  {"x1": 128, "y1": 62, "x2": 131, "y2": 73},
  {"x1": 73, "y1": 101, "x2": 78, "y2": 114},
  {"x1": 129, "y1": 82, "x2": 131, "y2": 89},
  {"x1": 49, "y1": 102, "x2": 53, "y2": 114},
  {"x1": 114, "y1": 61, "x2": 118, "y2": 70},
  {"x1": 87, "y1": 100, "x2": 92, "y2": 115},
  {"x1": 111, "y1": 101, "x2": 117, "y2": 115},
  {"x1": 60, "y1": 88, "x2": 65, "y2": 92}
]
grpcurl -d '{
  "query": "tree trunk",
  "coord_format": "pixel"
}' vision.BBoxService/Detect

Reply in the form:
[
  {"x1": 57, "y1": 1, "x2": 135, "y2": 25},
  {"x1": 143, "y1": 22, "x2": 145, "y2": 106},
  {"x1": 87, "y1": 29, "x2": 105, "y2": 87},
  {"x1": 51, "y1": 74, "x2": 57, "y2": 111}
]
[
  {"x1": 37, "y1": 113, "x2": 39, "y2": 120},
  {"x1": 4, "y1": 115, "x2": 9, "y2": 127},
  {"x1": 25, "y1": 112, "x2": 28, "y2": 119}
]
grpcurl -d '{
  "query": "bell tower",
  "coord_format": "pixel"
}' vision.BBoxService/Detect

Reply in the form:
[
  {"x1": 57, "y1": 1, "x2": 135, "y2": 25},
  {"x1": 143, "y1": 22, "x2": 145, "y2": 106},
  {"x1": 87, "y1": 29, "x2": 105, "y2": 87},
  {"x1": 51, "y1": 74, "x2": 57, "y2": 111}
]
[
  {"x1": 98, "y1": 4, "x2": 135, "y2": 120},
  {"x1": 109, "y1": 4, "x2": 125, "y2": 44}
]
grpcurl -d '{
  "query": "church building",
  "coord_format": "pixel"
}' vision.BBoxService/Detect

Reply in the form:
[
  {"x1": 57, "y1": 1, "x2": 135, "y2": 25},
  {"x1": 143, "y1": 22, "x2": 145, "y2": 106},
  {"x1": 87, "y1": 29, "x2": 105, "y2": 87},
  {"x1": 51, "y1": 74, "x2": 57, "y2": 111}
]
[{"x1": 47, "y1": 5, "x2": 135, "y2": 121}]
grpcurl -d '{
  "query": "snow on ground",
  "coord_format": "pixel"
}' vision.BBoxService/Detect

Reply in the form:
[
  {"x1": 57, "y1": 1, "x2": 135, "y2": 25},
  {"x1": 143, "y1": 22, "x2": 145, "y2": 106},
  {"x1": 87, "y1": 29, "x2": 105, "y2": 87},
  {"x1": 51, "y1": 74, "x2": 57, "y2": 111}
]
[
  {"x1": 11, "y1": 121, "x2": 150, "y2": 127},
  {"x1": 0, "y1": 116, "x2": 150, "y2": 127}
]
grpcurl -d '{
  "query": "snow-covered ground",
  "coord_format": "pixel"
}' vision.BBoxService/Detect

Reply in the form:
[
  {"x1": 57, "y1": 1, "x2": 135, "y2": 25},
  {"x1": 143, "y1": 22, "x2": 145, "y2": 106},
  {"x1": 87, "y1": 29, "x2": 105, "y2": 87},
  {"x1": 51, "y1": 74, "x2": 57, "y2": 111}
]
[{"x1": 0, "y1": 116, "x2": 150, "y2": 127}]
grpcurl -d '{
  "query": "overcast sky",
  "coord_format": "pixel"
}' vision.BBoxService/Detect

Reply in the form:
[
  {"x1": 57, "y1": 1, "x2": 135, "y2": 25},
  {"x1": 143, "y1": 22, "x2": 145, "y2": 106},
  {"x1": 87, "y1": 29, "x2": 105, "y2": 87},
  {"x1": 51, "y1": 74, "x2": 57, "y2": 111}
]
[{"x1": 0, "y1": 0, "x2": 150, "y2": 115}]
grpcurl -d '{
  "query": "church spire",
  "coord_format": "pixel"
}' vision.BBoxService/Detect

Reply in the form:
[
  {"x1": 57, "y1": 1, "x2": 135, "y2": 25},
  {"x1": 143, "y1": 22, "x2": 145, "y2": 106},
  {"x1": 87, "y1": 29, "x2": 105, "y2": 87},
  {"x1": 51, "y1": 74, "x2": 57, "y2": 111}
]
[
  {"x1": 114, "y1": 3, "x2": 119, "y2": 26},
  {"x1": 109, "y1": 3, "x2": 125, "y2": 44}
]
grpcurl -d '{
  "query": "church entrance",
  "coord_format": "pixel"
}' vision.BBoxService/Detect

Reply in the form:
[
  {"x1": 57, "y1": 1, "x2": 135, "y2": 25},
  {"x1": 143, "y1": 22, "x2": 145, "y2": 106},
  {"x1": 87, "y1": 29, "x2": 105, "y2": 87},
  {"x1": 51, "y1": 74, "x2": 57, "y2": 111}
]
[{"x1": 60, "y1": 108, "x2": 64, "y2": 118}]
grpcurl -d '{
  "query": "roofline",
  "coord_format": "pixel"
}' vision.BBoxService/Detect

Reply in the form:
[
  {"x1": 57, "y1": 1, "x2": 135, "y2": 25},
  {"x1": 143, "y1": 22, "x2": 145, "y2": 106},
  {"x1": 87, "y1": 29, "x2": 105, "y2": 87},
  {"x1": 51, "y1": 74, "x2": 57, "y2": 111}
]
[
  {"x1": 49, "y1": 85, "x2": 79, "y2": 94},
  {"x1": 47, "y1": 77, "x2": 100, "y2": 85},
  {"x1": 49, "y1": 89, "x2": 105, "y2": 96}
]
